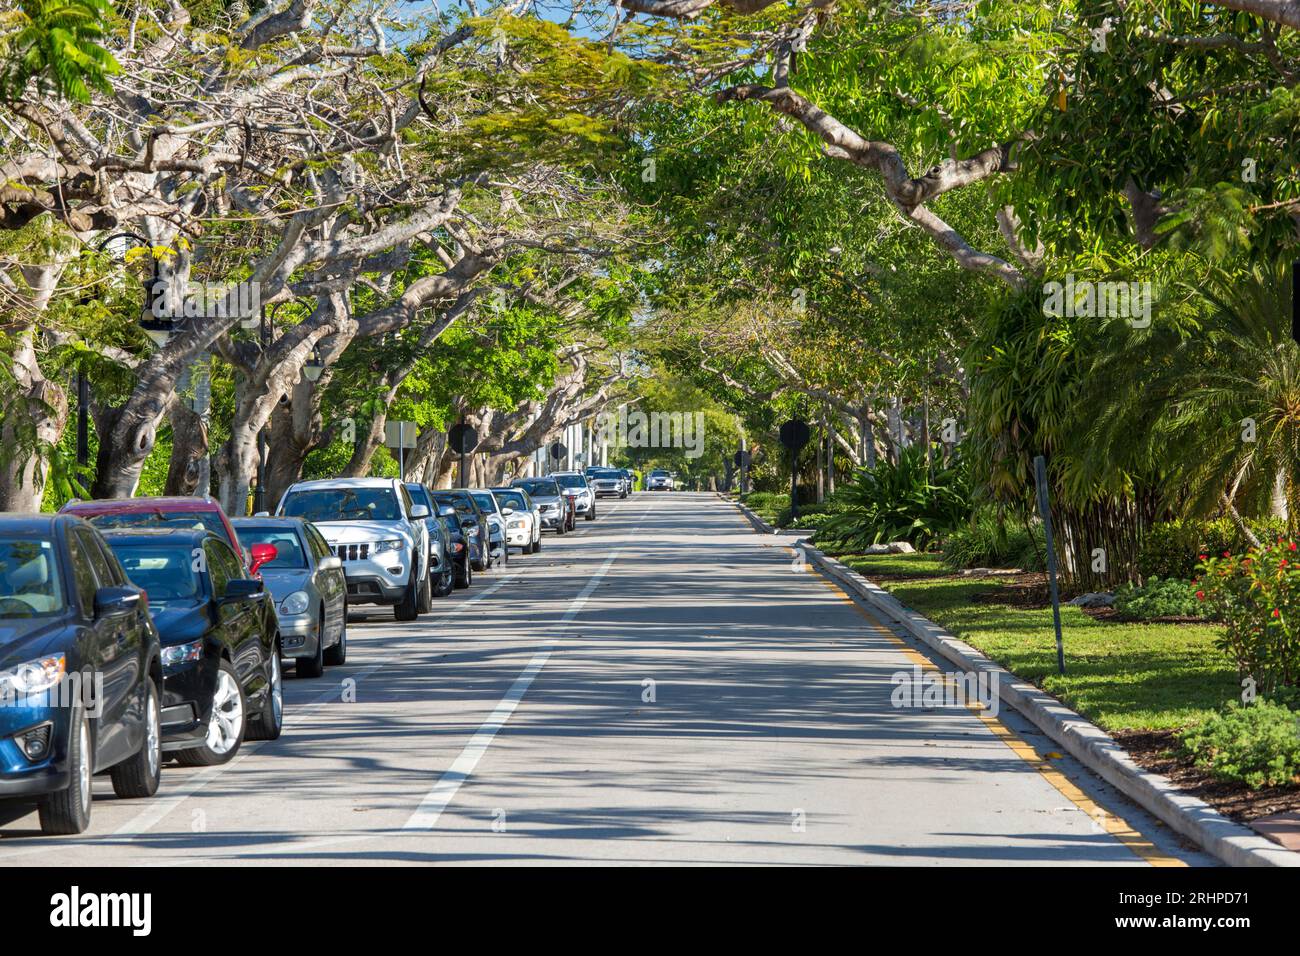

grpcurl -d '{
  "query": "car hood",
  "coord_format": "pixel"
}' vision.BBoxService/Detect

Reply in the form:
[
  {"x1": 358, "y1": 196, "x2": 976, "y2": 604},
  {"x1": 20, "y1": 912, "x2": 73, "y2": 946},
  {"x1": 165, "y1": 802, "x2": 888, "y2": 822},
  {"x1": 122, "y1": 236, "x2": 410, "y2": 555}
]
[
  {"x1": 148, "y1": 600, "x2": 211, "y2": 646},
  {"x1": 0, "y1": 616, "x2": 74, "y2": 668},
  {"x1": 315, "y1": 521, "x2": 413, "y2": 545},
  {"x1": 258, "y1": 568, "x2": 311, "y2": 602},
  {"x1": 531, "y1": 495, "x2": 561, "y2": 507}
]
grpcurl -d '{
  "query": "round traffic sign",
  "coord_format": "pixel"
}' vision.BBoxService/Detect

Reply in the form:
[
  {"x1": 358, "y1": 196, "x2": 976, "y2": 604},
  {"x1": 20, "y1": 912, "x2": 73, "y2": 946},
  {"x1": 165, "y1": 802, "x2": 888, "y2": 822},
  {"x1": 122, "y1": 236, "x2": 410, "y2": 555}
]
[
  {"x1": 448, "y1": 423, "x2": 478, "y2": 455},
  {"x1": 549, "y1": 441, "x2": 567, "y2": 460},
  {"x1": 778, "y1": 419, "x2": 811, "y2": 451}
]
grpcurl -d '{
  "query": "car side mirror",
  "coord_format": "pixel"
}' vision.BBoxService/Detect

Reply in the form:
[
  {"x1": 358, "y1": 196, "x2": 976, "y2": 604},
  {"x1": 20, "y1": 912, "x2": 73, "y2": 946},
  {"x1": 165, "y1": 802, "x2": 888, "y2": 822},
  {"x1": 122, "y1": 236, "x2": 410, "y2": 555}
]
[
  {"x1": 501, "y1": 507, "x2": 514, "y2": 516},
  {"x1": 221, "y1": 578, "x2": 264, "y2": 603},
  {"x1": 249, "y1": 542, "x2": 277, "y2": 575},
  {"x1": 319, "y1": 556, "x2": 342, "y2": 571},
  {"x1": 437, "y1": 505, "x2": 458, "y2": 518},
  {"x1": 94, "y1": 586, "x2": 140, "y2": 619},
  {"x1": 410, "y1": 504, "x2": 429, "y2": 518}
]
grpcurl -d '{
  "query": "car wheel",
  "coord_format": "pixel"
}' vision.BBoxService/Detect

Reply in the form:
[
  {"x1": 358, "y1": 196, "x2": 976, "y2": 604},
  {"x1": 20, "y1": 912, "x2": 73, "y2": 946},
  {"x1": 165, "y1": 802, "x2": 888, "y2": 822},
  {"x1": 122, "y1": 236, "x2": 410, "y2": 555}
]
[
  {"x1": 394, "y1": 562, "x2": 420, "y2": 621},
  {"x1": 586, "y1": 505, "x2": 596, "y2": 520},
  {"x1": 176, "y1": 659, "x2": 245, "y2": 766},
  {"x1": 246, "y1": 650, "x2": 283, "y2": 742},
  {"x1": 296, "y1": 613, "x2": 325, "y2": 678},
  {"x1": 434, "y1": 562, "x2": 454, "y2": 597},
  {"x1": 455, "y1": 555, "x2": 472, "y2": 589},
  {"x1": 533, "y1": 534, "x2": 542, "y2": 552},
  {"x1": 417, "y1": 557, "x2": 433, "y2": 612},
  {"x1": 324, "y1": 602, "x2": 347, "y2": 666},
  {"x1": 110, "y1": 678, "x2": 162, "y2": 799},
  {"x1": 38, "y1": 704, "x2": 92, "y2": 834}
]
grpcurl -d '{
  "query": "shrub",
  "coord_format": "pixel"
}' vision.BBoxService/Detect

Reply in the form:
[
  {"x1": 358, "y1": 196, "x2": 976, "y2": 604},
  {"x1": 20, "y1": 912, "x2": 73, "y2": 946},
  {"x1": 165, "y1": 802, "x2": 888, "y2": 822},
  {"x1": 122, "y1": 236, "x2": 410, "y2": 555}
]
[
  {"x1": 1112, "y1": 576, "x2": 1202, "y2": 621},
  {"x1": 941, "y1": 508, "x2": 1046, "y2": 571},
  {"x1": 1197, "y1": 538, "x2": 1300, "y2": 693},
  {"x1": 1178, "y1": 700, "x2": 1300, "y2": 789},
  {"x1": 1138, "y1": 517, "x2": 1287, "y2": 580},
  {"x1": 818, "y1": 447, "x2": 971, "y2": 551}
]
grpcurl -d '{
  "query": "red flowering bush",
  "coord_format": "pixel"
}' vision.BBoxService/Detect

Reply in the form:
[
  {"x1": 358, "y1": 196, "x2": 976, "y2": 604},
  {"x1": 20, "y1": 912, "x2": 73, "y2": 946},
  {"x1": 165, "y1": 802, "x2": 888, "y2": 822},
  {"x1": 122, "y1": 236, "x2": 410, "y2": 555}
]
[{"x1": 1198, "y1": 539, "x2": 1300, "y2": 694}]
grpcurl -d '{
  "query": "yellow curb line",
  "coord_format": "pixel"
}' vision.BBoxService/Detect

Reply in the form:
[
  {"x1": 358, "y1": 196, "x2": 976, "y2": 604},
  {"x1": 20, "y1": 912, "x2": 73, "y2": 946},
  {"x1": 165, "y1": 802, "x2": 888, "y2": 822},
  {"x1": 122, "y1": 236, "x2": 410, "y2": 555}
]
[{"x1": 788, "y1": 546, "x2": 1185, "y2": 868}]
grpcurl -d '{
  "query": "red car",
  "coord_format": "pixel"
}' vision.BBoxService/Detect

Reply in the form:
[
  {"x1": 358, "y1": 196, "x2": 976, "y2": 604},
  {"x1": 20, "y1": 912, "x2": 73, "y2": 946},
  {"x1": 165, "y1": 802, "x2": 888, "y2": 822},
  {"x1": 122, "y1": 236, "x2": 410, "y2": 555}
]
[{"x1": 59, "y1": 496, "x2": 276, "y2": 576}]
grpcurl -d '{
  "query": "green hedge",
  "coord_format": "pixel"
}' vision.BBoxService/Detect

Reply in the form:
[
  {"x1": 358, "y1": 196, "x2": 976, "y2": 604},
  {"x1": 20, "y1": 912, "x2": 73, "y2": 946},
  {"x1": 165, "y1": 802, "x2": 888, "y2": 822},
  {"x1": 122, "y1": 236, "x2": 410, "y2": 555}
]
[{"x1": 1138, "y1": 517, "x2": 1287, "y2": 580}]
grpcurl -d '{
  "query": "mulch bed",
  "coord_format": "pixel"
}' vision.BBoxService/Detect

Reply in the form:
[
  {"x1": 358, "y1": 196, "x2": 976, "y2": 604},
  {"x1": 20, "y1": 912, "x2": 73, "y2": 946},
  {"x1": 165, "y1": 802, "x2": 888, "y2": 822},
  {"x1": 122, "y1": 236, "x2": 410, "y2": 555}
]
[{"x1": 1112, "y1": 729, "x2": 1300, "y2": 825}]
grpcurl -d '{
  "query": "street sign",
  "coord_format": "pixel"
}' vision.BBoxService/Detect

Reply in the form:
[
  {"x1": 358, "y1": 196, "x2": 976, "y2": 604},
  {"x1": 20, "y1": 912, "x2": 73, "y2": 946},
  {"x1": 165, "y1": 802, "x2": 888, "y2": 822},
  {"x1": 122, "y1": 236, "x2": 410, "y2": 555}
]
[
  {"x1": 779, "y1": 419, "x2": 811, "y2": 451},
  {"x1": 384, "y1": 421, "x2": 417, "y2": 449},
  {"x1": 549, "y1": 441, "x2": 567, "y2": 460},
  {"x1": 448, "y1": 423, "x2": 478, "y2": 455},
  {"x1": 1033, "y1": 455, "x2": 1066, "y2": 675}
]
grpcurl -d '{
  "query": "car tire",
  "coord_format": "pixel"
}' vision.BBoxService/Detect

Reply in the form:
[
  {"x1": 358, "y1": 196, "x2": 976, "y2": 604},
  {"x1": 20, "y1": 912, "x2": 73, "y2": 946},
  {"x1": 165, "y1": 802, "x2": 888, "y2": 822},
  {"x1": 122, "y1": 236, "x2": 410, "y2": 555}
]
[
  {"x1": 586, "y1": 506, "x2": 596, "y2": 521},
  {"x1": 434, "y1": 561, "x2": 455, "y2": 597},
  {"x1": 416, "y1": 556, "x2": 433, "y2": 613},
  {"x1": 533, "y1": 534, "x2": 541, "y2": 552},
  {"x1": 394, "y1": 561, "x2": 420, "y2": 621},
  {"x1": 39, "y1": 703, "x2": 92, "y2": 834},
  {"x1": 110, "y1": 678, "x2": 162, "y2": 799},
  {"x1": 296, "y1": 614, "x2": 325, "y2": 678},
  {"x1": 324, "y1": 603, "x2": 347, "y2": 666},
  {"x1": 176, "y1": 659, "x2": 245, "y2": 767},
  {"x1": 246, "y1": 650, "x2": 283, "y2": 742},
  {"x1": 455, "y1": 555, "x2": 472, "y2": 589}
]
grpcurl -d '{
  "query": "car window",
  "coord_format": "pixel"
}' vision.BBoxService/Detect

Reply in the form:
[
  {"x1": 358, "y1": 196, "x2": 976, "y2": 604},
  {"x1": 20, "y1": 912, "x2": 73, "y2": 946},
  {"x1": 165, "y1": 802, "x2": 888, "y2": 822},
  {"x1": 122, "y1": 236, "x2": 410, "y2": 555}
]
[
  {"x1": 0, "y1": 537, "x2": 65, "y2": 617},
  {"x1": 471, "y1": 493, "x2": 498, "y2": 513},
  {"x1": 400, "y1": 485, "x2": 416, "y2": 517},
  {"x1": 77, "y1": 527, "x2": 116, "y2": 591},
  {"x1": 516, "y1": 479, "x2": 559, "y2": 497},
  {"x1": 205, "y1": 539, "x2": 236, "y2": 598},
  {"x1": 492, "y1": 490, "x2": 527, "y2": 510},
  {"x1": 86, "y1": 509, "x2": 230, "y2": 546},
  {"x1": 106, "y1": 540, "x2": 202, "y2": 603},
  {"x1": 64, "y1": 529, "x2": 99, "y2": 614},
  {"x1": 555, "y1": 474, "x2": 586, "y2": 489},
  {"x1": 280, "y1": 487, "x2": 401, "y2": 522},
  {"x1": 305, "y1": 525, "x2": 332, "y2": 561},
  {"x1": 233, "y1": 525, "x2": 307, "y2": 568}
]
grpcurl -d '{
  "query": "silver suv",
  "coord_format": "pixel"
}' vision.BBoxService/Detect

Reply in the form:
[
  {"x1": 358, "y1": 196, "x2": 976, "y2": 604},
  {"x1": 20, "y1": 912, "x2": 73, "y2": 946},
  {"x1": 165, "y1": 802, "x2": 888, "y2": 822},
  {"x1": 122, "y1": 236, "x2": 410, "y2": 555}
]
[
  {"x1": 551, "y1": 471, "x2": 597, "y2": 520},
  {"x1": 276, "y1": 477, "x2": 431, "y2": 621}
]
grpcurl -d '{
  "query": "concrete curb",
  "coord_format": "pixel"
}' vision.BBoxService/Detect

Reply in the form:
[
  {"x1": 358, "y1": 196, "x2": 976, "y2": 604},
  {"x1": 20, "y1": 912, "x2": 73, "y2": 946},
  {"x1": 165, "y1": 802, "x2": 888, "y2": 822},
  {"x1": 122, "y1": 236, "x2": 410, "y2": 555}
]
[{"x1": 727, "y1": 498, "x2": 1296, "y2": 867}]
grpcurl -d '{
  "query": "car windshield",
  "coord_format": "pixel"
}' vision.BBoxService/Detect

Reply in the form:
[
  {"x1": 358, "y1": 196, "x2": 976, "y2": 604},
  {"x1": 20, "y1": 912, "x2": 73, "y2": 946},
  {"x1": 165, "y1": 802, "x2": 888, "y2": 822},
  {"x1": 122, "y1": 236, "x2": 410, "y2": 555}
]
[
  {"x1": 87, "y1": 510, "x2": 231, "y2": 548},
  {"x1": 106, "y1": 542, "x2": 201, "y2": 603},
  {"x1": 231, "y1": 526, "x2": 306, "y2": 568},
  {"x1": 0, "y1": 538, "x2": 64, "y2": 617},
  {"x1": 516, "y1": 479, "x2": 558, "y2": 497},
  {"x1": 281, "y1": 487, "x2": 400, "y2": 522},
  {"x1": 554, "y1": 474, "x2": 586, "y2": 489},
  {"x1": 650, "y1": 470, "x2": 668, "y2": 477},
  {"x1": 470, "y1": 493, "x2": 498, "y2": 513},
  {"x1": 492, "y1": 490, "x2": 527, "y2": 510},
  {"x1": 433, "y1": 495, "x2": 477, "y2": 522},
  {"x1": 592, "y1": 470, "x2": 620, "y2": 479}
]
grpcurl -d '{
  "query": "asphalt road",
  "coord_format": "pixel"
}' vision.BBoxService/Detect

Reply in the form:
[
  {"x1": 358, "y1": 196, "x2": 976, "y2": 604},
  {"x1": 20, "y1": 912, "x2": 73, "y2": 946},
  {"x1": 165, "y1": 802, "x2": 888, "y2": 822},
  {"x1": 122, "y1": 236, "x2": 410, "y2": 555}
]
[{"x1": 0, "y1": 493, "x2": 1213, "y2": 865}]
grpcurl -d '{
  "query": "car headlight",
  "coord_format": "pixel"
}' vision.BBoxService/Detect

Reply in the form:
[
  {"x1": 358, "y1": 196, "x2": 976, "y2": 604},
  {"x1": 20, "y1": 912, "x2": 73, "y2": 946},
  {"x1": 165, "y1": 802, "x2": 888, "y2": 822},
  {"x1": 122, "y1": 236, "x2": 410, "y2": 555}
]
[
  {"x1": 280, "y1": 590, "x2": 310, "y2": 615},
  {"x1": 508, "y1": 519, "x2": 525, "y2": 529},
  {"x1": 0, "y1": 655, "x2": 66, "y2": 696},
  {"x1": 161, "y1": 640, "x2": 203, "y2": 668},
  {"x1": 373, "y1": 539, "x2": 404, "y2": 554}
]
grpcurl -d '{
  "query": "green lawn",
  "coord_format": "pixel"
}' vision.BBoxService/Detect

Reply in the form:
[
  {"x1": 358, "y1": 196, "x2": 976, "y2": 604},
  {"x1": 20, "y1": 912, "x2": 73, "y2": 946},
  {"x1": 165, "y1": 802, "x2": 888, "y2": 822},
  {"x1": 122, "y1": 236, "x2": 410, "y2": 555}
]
[{"x1": 835, "y1": 553, "x2": 1236, "y2": 732}]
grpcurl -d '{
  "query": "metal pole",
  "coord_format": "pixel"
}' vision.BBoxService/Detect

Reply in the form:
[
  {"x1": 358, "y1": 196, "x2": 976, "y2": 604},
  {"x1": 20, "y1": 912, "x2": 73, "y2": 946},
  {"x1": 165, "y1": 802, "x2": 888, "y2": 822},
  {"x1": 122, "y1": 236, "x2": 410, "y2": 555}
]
[
  {"x1": 789, "y1": 447, "x2": 799, "y2": 522},
  {"x1": 254, "y1": 303, "x2": 268, "y2": 514},
  {"x1": 1033, "y1": 455, "x2": 1066, "y2": 675},
  {"x1": 76, "y1": 367, "x2": 90, "y2": 468}
]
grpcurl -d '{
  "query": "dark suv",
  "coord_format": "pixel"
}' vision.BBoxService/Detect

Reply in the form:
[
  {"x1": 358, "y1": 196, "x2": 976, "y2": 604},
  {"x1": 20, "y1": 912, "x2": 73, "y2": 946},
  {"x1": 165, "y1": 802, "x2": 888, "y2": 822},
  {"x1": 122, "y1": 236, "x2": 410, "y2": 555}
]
[{"x1": 432, "y1": 490, "x2": 493, "y2": 571}]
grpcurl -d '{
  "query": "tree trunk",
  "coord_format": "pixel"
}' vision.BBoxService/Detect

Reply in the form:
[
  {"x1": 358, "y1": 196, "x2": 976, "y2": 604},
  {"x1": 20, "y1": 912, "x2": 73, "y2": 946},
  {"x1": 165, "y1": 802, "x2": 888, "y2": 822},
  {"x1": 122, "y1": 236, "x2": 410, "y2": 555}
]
[
  {"x1": 163, "y1": 400, "x2": 208, "y2": 497},
  {"x1": 0, "y1": 333, "x2": 68, "y2": 511}
]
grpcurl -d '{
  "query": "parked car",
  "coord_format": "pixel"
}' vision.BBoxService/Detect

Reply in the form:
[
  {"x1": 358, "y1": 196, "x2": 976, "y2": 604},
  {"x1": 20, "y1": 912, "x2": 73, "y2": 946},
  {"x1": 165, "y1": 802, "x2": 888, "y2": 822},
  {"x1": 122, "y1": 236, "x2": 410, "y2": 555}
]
[
  {"x1": 588, "y1": 467, "x2": 627, "y2": 499},
  {"x1": 0, "y1": 514, "x2": 163, "y2": 834},
  {"x1": 432, "y1": 490, "x2": 494, "y2": 571},
  {"x1": 277, "y1": 478, "x2": 431, "y2": 621},
  {"x1": 646, "y1": 469, "x2": 674, "y2": 491},
  {"x1": 230, "y1": 517, "x2": 348, "y2": 678},
  {"x1": 102, "y1": 528, "x2": 283, "y2": 766},
  {"x1": 552, "y1": 471, "x2": 596, "y2": 520},
  {"x1": 60, "y1": 495, "x2": 269, "y2": 577},
  {"x1": 469, "y1": 490, "x2": 510, "y2": 567},
  {"x1": 512, "y1": 477, "x2": 570, "y2": 534},
  {"x1": 404, "y1": 483, "x2": 458, "y2": 599},
  {"x1": 435, "y1": 504, "x2": 473, "y2": 588},
  {"x1": 490, "y1": 486, "x2": 541, "y2": 553}
]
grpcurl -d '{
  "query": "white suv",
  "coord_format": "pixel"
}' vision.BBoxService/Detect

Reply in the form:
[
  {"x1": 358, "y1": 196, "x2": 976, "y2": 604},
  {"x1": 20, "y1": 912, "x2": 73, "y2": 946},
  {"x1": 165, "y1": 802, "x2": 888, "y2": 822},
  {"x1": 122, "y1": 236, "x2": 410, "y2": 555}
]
[
  {"x1": 276, "y1": 477, "x2": 431, "y2": 621},
  {"x1": 551, "y1": 471, "x2": 597, "y2": 520}
]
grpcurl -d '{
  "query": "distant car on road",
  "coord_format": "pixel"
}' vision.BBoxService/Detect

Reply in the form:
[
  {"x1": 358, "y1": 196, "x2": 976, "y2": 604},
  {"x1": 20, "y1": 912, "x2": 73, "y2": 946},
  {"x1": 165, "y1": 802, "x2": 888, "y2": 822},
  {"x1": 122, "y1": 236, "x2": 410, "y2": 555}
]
[
  {"x1": 469, "y1": 490, "x2": 510, "y2": 567},
  {"x1": 0, "y1": 514, "x2": 163, "y2": 835},
  {"x1": 512, "y1": 477, "x2": 570, "y2": 533},
  {"x1": 490, "y1": 486, "x2": 541, "y2": 553},
  {"x1": 277, "y1": 478, "x2": 431, "y2": 621},
  {"x1": 551, "y1": 471, "x2": 596, "y2": 520},
  {"x1": 588, "y1": 467, "x2": 627, "y2": 499},
  {"x1": 646, "y1": 469, "x2": 674, "y2": 491},
  {"x1": 404, "y1": 483, "x2": 459, "y2": 599},
  {"x1": 102, "y1": 528, "x2": 283, "y2": 767},
  {"x1": 231, "y1": 517, "x2": 348, "y2": 678},
  {"x1": 433, "y1": 490, "x2": 494, "y2": 572}
]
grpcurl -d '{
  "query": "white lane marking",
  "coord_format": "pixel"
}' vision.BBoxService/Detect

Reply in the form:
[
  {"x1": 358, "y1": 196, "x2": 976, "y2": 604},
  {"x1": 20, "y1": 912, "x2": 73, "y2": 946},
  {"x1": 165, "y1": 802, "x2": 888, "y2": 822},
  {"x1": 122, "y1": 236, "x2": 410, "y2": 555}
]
[
  {"x1": 0, "y1": 576, "x2": 523, "y2": 857},
  {"x1": 402, "y1": 552, "x2": 620, "y2": 831}
]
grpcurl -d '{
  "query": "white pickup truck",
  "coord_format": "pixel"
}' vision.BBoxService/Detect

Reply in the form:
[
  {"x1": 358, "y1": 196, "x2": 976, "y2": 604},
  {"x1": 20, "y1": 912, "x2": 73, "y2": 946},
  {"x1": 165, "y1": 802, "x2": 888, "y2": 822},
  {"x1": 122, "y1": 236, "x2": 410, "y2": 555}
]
[{"x1": 275, "y1": 477, "x2": 431, "y2": 621}]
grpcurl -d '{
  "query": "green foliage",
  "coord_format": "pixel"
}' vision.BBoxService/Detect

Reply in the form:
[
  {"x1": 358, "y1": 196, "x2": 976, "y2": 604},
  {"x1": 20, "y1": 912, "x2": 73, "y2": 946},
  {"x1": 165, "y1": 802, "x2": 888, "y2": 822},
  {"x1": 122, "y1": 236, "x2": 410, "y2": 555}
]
[
  {"x1": 817, "y1": 447, "x2": 971, "y2": 551},
  {"x1": 1198, "y1": 539, "x2": 1300, "y2": 694},
  {"x1": 941, "y1": 508, "x2": 1046, "y2": 572},
  {"x1": 0, "y1": 0, "x2": 119, "y2": 103},
  {"x1": 1138, "y1": 517, "x2": 1286, "y2": 580},
  {"x1": 1179, "y1": 700, "x2": 1300, "y2": 790},
  {"x1": 1112, "y1": 577, "x2": 1202, "y2": 622}
]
